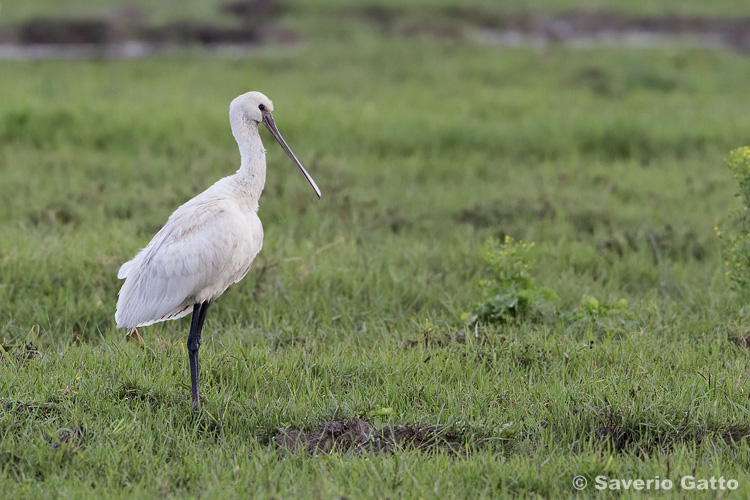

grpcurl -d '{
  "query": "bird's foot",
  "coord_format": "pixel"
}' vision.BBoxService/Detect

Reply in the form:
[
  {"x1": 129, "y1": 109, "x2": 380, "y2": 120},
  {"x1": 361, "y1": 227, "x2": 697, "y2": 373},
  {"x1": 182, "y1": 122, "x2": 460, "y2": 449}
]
[{"x1": 135, "y1": 328, "x2": 145, "y2": 346}]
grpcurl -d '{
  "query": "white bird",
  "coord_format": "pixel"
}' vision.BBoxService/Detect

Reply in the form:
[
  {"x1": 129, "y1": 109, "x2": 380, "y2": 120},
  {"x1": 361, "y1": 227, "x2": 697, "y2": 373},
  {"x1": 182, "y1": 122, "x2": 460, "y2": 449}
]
[{"x1": 115, "y1": 91, "x2": 320, "y2": 411}]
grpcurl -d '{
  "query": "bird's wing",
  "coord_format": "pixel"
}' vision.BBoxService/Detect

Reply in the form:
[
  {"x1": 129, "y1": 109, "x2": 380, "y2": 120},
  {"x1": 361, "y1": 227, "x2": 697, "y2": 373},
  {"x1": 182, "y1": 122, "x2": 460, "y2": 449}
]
[{"x1": 115, "y1": 200, "x2": 257, "y2": 328}]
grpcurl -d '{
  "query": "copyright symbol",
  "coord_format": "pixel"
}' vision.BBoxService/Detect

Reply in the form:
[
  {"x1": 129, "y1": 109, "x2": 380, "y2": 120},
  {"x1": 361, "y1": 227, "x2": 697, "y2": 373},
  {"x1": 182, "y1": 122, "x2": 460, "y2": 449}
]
[{"x1": 573, "y1": 475, "x2": 587, "y2": 490}]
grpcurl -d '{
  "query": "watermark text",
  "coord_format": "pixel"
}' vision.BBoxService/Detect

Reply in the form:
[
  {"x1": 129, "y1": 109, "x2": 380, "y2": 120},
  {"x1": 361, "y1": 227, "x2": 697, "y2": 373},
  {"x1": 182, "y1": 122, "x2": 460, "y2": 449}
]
[{"x1": 572, "y1": 475, "x2": 738, "y2": 491}]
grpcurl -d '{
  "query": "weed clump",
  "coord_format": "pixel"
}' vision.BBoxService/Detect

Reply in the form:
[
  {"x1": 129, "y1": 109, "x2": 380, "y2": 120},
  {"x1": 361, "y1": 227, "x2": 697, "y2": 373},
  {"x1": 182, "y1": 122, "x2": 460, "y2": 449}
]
[
  {"x1": 567, "y1": 294, "x2": 629, "y2": 321},
  {"x1": 464, "y1": 236, "x2": 557, "y2": 325},
  {"x1": 465, "y1": 237, "x2": 632, "y2": 327},
  {"x1": 717, "y1": 146, "x2": 750, "y2": 295}
]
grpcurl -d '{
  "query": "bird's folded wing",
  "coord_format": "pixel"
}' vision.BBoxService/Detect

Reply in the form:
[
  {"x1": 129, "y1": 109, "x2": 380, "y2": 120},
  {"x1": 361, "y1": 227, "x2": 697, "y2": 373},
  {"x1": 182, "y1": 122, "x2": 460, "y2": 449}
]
[{"x1": 115, "y1": 202, "x2": 249, "y2": 328}]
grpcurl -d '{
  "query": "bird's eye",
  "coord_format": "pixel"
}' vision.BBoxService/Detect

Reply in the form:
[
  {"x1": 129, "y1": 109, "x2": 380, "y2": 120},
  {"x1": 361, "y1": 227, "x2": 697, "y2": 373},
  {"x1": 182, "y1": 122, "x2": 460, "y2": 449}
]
[{"x1": 258, "y1": 104, "x2": 266, "y2": 111}]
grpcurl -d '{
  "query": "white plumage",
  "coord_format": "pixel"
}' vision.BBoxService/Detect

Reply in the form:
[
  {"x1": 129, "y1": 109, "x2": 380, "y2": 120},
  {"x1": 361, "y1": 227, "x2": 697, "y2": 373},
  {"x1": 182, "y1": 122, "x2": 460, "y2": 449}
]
[
  {"x1": 115, "y1": 91, "x2": 320, "y2": 411},
  {"x1": 115, "y1": 177, "x2": 264, "y2": 328}
]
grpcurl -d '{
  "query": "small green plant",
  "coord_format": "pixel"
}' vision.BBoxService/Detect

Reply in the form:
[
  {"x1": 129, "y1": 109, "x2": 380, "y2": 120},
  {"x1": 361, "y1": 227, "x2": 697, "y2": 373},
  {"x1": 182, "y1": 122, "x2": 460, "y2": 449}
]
[
  {"x1": 464, "y1": 236, "x2": 557, "y2": 325},
  {"x1": 717, "y1": 146, "x2": 750, "y2": 295},
  {"x1": 567, "y1": 294, "x2": 629, "y2": 321}
]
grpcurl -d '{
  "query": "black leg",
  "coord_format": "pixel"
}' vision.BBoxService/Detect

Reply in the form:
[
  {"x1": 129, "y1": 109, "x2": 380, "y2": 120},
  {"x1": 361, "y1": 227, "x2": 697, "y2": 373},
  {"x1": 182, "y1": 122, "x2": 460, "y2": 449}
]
[{"x1": 187, "y1": 302, "x2": 210, "y2": 412}]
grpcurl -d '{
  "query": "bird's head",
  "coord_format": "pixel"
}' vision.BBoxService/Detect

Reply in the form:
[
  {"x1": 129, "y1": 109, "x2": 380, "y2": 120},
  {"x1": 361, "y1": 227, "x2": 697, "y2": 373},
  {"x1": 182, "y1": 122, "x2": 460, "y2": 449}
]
[
  {"x1": 230, "y1": 91, "x2": 321, "y2": 199},
  {"x1": 230, "y1": 91, "x2": 274, "y2": 125}
]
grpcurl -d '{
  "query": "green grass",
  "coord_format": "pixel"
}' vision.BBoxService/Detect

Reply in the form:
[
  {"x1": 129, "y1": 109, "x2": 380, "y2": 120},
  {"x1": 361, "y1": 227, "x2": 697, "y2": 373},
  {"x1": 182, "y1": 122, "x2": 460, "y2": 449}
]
[{"x1": 3, "y1": 7, "x2": 750, "y2": 498}]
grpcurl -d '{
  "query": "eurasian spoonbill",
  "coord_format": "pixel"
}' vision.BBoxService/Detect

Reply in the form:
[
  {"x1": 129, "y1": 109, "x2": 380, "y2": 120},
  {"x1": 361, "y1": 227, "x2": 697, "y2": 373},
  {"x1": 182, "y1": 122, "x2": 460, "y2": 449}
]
[{"x1": 115, "y1": 91, "x2": 320, "y2": 411}]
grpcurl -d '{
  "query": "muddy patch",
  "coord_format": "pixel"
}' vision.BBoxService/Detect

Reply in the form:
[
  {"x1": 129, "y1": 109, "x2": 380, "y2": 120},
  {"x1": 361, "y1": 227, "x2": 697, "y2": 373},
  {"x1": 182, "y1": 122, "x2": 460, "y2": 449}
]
[
  {"x1": 3, "y1": 7, "x2": 750, "y2": 59},
  {"x1": 403, "y1": 329, "x2": 504, "y2": 350},
  {"x1": 274, "y1": 418, "x2": 466, "y2": 457},
  {"x1": 1, "y1": 394, "x2": 74, "y2": 422},
  {"x1": 2, "y1": 399, "x2": 57, "y2": 416},
  {"x1": 362, "y1": 424, "x2": 466, "y2": 456},
  {"x1": 0, "y1": 341, "x2": 42, "y2": 364},
  {"x1": 51, "y1": 427, "x2": 85, "y2": 449},
  {"x1": 361, "y1": 8, "x2": 750, "y2": 54},
  {"x1": 18, "y1": 18, "x2": 112, "y2": 45},
  {"x1": 570, "y1": 406, "x2": 750, "y2": 455},
  {"x1": 0, "y1": 0, "x2": 296, "y2": 59},
  {"x1": 474, "y1": 11, "x2": 750, "y2": 54},
  {"x1": 274, "y1": 418, "x2": 373, "y2": 455},
  {"x1": 404, "y1": 329, "x2": 467, "y2": 349},
  {"x1": 116, "y1": 380, "x2": 168, "y2": 406}
]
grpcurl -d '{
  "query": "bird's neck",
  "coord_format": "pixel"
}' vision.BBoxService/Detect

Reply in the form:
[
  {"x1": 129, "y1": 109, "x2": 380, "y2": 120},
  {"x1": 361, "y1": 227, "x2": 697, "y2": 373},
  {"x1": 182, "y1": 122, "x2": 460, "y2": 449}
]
[{"x1": 233, "y1": 120, "x2": 267, "y2": 200}]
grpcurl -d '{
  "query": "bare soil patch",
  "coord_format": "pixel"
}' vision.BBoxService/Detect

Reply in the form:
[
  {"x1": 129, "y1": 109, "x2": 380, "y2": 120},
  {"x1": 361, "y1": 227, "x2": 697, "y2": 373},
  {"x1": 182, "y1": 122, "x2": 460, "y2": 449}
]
[
  {"x1": 573, "y1": 406, "x2": 750, "y2": 455},
  {"x1": 2, "y1": 6, "x2": 750, "y2": 59},
  {"x1": 0, "y1": 0, "x2": 295, "y2": 59},
  {"x1": 0, "y1": 341, "x2": 42, "y2": 364},
  {"x1": 274, "y1": 417, "x2": 467, "y2": 457},
  {"x1": 349, "y1": 7, "x2": 750, "y2": 54}
]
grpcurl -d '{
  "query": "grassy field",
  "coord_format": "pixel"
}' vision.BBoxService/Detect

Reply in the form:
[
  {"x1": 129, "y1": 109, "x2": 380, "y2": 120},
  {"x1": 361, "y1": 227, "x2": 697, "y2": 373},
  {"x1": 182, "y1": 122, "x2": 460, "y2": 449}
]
[{"x1": 3, "y1": 4, "x2": 750, "y2": 498}]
